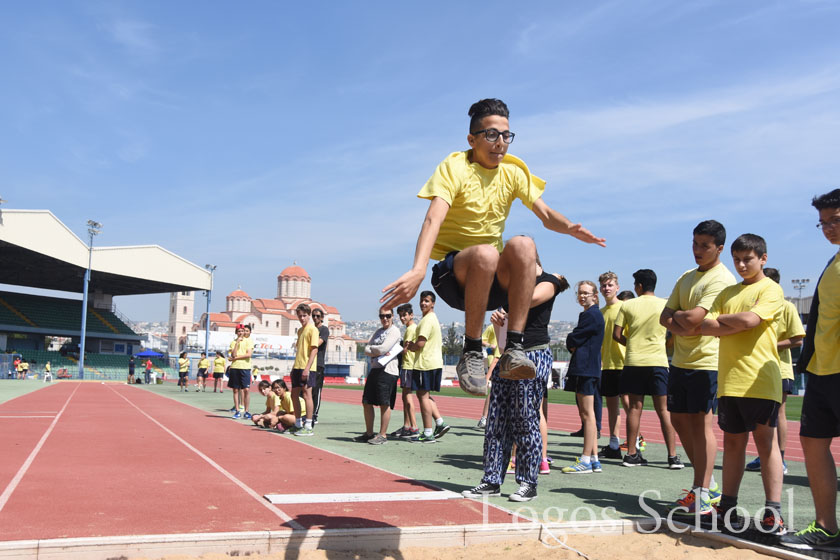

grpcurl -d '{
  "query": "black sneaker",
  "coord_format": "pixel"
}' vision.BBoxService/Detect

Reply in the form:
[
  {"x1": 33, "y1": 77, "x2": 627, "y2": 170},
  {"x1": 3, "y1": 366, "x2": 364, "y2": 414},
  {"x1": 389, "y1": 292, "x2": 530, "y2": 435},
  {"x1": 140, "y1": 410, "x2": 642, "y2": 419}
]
[
  {"x1": 456, "y1": 350, "x2": 488, "y2": 395},
  {"x1": 353, "y1": 433, "x2": 375, "y2": 442},
  {"x1": 433, "y1": 423, "x2": 451, "y2": 439},
  {"x1": 389, "y1": 426, "x2": 407, "y2": 438},
  {"x1": 569, "y1": 428, "x2": 584, "y2": 437},
  {"x1": 622, "y1": 452, "x2": 648, "y2": 467},
  {"x1": 759, "y1": 509, "x2": 787, "y2": 536},
  {"x1": 498, "y1": 343, "x2": 536, "y2": 380},
  {"x1": 713, "y1": 505, "x2": 746, "y2": 533},
  {"x1": 509, "y1": 483, "x2": 537, "y2": 502},
  {"x1": 668, "y1": 455, "x2": 685, "y2": 470},
  {"x1": 780, "y1": 521, "x2": 840, "y2": 550},
  {"x1": 400, "y1": 428, "x2": 420, "y2": 440},
  {"x1": 600, "y1": 445, "x2": 622, "y2": 459},
  {"x1": 462, "y1": 482, "x2": 501, "y2": 498}
]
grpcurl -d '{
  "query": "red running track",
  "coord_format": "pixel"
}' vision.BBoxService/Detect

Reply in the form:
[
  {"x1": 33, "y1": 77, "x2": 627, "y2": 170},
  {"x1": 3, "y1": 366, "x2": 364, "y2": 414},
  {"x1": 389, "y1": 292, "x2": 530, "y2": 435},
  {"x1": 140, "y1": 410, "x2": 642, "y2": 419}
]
[
  {"x1": 0, "y1": 383, "x2": 513, "y2": 542},
  {"x1": 320, "y1": 387, "x2": 840, "y2": 464}
]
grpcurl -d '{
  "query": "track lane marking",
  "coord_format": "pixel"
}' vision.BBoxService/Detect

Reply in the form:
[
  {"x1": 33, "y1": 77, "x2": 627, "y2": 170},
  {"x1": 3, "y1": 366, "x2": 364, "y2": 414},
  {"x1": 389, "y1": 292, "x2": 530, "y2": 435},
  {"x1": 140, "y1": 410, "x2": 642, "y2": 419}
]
[
  {"x1": 0, "y1": 383, "x2": 80, "y2": 513},
  {"x1": 108, "y1": 385, "x2": 304, "y2": 530}
]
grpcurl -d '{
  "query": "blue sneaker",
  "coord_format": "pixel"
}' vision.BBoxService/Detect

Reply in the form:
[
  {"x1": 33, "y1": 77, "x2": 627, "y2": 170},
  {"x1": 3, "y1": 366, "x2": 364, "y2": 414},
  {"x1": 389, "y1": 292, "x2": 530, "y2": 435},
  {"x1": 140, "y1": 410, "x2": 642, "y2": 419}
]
[
  {"x1": 229, "y1": 407, "x2": 237, "y2": 413},
  {"x1": 232, "y1": 411, "x2": 241, "y2": 419},
  {"x1": 709, "y1": 486, "x2": 722, "y2": 505},
  {"x1": 591, "y1": 460, "x2": 602, "y2": 473},
  {"x1": 243, "y1": 412, "x2": 252, "y2": 419},
  {"x1": 783, "y1": 460, "x2": 789, "y2": 475},
  {"x1": 561, "y1": 459, "x2": 593, "y2": 474},
  {"x1": 745, "y1": 456, "x2": 761, "y2": 471}
]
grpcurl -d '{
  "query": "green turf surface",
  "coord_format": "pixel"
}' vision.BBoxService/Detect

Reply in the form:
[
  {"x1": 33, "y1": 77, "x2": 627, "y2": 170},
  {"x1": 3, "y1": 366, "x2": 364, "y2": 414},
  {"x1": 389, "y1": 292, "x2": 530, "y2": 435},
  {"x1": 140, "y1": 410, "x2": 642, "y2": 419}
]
[
  {"x1": 0, "y1": 379, "x2": 50, "y2": 403},
  {"x1": 134, "y1": 382, "x2": 825, "y2": 531},
  {"x1": 332, "y1": 384, "x2": 806, "y2": 421}
]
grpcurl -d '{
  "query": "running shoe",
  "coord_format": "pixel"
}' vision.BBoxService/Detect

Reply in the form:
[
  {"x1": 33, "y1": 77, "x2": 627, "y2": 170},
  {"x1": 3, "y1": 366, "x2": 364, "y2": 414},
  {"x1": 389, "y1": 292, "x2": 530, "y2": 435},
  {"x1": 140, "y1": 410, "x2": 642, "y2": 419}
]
[
  {"x1": 476, "y1": 417, "x2": 487, "y2": 429},
  {"x1": 294, "y1": 427, "x2": 314, "y2": 437},
  {"x1": 368, "y1": 434, "x2": 387, "y2": 445},
  {"x1": 416, "y1": 433, "x2": 436, "y2": 444},
  {"x1": 600, "y1": 445, "x2": 622, "y2": 459},
  {"x1": 506, "y1": 459, "x2": 516, "y2": 474},
  {"x1": 456, "y1": 350, "x2": 488, "y2": 395},
  {"x1": 539, "y1": 459, "x2": 551, "y2": 474},
  {"x1": 668, "y1": 455, "x2": 685, "y2": 470},
  {"x1": 561, "y1": 459, "x2": 593, "y2": 474},
  {"x1": 286, "y1": 426, "x2": 301, "y2": 435},
  {"x1": 672, "y1": 489, "x2": 713, "y2": 517},
  {"x1": 569, "y1": 428, "x2": 584, "y2": 437},
  {"x1": 509, "y1": 483, "x2": 537, "y2": 502},
  {"x1": 232, "y1": 411, "x2": 241, "y2": 419},
  {"x1": 400, "y1": 428, "x2": 420, "y2": 440},
  {"x1": 498, "y1": 343, "x2": 536, "y2": 380},
  {"x1": 619, "y1": 434, "x2": 646, "y2": 452},
  {"x1": 353, "y1": 433, "x2": 375, "y2": 442},
  {"x1": 780, "y1": 521, "x2": 840, "y2": 551},
  {"x1": 243, "y1": 412, "x2": 252, "y2": 420},
  {"x1": 462, "y1": 482, "x2": 501, "y2": 498},
  {"x1": 622, "y1": 452, "x2": 648, "y2": 467},
  {"x1": 389, "y1": 426, "x2": 407, "y2": 438},
  {"x1": 714, "y1": 505, "x2": 745, "y2": 533},
  {"x1": 591, "y1": 460, "x2": 602, "y2": 473},
  {"x1": 229, "y1": 407, "x2": 237, "y2": 413},
  {"x1": 709, "y1": 486, "x2": 722, "y2": 505},
  {"x1": 745, "y1": 456, "x2": 761, "y2": 471},
  {"x1": 759, "y1": 509, "x2": 787, "y2": 536},
  {"x1": 433, "y1": 423, "x2": 451, "y2": 439}
]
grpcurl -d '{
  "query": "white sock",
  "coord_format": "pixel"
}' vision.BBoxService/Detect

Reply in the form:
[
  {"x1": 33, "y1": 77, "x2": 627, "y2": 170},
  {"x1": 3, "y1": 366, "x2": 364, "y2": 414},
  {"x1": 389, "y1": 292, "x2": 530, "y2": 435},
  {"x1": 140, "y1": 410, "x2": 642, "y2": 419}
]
[
  {"x1": 609, "y1": 436, "x2": 620, "y2": 449},
  {"x1": 304, "y1": 419, "x2": 312, "y2": 429},
  {"x1": 435, "y1": 417, "x2": 444, "y2": 427},
  {"x1": 579, "y1": 455, "x2": 591, "y2": 465},
  {"x1": 295, "y1": 418, "x2": 302, "y2": 428},
  {"x1": 424, "y1": 428, "x2": 434, "y2": 437},
  {"x1": 709, "y1": 474, "x2": 717, "y2": 489},
  {"x1": 700, "y1": 487, "x2": 710, "y2": 502},
  {"x1": 590, "y1": 454, "x2": 598, "y2": 462}
]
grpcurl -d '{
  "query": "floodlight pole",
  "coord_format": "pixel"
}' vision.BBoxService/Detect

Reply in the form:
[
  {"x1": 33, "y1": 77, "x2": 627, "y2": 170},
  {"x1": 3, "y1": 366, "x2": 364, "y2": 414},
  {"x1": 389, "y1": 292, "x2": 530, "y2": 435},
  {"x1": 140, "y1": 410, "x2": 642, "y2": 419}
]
[
  {"x1": 204, "y1": 265, "x2": 216, "y2": 358},
  {"x1": 78, "y1": 220, "x2": 102, "y2": 379},
  {"x1": 792, "y1": 278, "x2": 810, "y2": 300}
]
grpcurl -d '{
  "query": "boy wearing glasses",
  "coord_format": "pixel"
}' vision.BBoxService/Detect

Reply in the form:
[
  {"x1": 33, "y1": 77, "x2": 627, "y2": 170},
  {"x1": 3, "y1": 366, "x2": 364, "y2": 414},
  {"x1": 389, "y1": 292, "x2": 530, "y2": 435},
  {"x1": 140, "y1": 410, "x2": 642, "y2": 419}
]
[
  {"x1": 404, "y1": 291, "x2": 451, "y2": 443},
  {"x1": 290, "y1": 304, "x2": 319, "y2": 436},
  {"x1": 311, "y1": 309, "x2": 329, "y2": 424},
  {"x1": 381, "y1": 98, "x2": 604, "y2": 397},
  {"x1": 781, "y1": 188, "x2": 840, "y2": 551}
]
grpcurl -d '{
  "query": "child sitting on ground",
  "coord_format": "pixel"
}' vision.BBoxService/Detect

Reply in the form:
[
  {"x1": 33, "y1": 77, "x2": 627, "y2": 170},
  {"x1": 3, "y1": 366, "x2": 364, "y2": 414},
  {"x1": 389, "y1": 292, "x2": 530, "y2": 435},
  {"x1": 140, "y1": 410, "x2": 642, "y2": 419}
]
[
  {"x1": 272, "y1": 379, "x2": 302, "y2": 433},
  {"x1": 252, "y1": 380, "x2": 282, "y2": 429}
]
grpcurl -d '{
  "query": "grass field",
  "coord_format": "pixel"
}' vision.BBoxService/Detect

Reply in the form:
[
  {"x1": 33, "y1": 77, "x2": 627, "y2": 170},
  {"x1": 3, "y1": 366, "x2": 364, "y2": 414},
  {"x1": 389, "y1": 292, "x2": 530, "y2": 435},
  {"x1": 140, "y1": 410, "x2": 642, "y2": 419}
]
[{"x1": 331, "y1": 384, "x2": 805, "y2": 420}]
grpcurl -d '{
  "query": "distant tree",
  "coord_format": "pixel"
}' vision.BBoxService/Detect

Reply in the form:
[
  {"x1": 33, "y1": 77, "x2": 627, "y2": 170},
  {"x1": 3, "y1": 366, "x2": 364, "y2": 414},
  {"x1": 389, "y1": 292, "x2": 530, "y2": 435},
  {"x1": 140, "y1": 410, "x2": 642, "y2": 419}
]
[
  {"x1": 442, "y1": 323, "x2": 462, "y2": 357},
  {"x1": 550, "y1": 342, "x2": 571, "y2": 362}
]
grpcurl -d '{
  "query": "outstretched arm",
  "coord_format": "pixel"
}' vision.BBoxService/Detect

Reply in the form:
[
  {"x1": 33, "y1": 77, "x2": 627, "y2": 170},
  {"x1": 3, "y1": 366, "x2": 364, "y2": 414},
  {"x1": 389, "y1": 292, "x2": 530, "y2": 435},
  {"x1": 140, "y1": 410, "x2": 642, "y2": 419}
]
[
  {"x1": 380, "y1": 197, "x2": 450, "y2": 309},
  {"x1": 531, "y1": 198, "x2": 606, "y2": 247}
]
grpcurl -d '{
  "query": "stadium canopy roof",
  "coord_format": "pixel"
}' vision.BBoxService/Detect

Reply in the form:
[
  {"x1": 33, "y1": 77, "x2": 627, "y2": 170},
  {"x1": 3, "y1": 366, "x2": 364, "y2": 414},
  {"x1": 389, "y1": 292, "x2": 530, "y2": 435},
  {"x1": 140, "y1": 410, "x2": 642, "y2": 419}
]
[{"x1": 0, "y1": 209, "x2": 211, "y2": 296}]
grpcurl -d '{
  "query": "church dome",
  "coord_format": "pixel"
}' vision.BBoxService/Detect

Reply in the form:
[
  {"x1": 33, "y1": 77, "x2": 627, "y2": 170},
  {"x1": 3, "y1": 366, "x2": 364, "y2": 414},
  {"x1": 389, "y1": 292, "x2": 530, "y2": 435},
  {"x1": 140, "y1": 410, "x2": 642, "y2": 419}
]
[{"x1": 278, "y1": 265, "x2": 310, "y2": 280}]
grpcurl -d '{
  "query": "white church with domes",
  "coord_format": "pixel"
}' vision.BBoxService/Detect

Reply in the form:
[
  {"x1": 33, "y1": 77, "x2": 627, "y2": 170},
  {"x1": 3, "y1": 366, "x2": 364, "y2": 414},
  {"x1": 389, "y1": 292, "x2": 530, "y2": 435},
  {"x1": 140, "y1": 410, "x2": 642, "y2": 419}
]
[{"x1": 181, "y1": 264, "x2": 355, "y2": 361}]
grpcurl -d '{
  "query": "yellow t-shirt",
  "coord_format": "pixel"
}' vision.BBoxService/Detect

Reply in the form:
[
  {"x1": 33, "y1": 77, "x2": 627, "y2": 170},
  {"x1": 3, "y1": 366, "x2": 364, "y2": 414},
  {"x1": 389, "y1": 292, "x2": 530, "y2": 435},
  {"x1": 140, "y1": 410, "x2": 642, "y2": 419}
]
[
  {"x1": 277, "y1": 392, "x2": 305, "y2": 415},
  {"x1": 197, "y1": 358, "x2": 209, "y2": 370},
  {"x1": 481, "y1": 324, "x2": 502, "y2": 367},
  {"x1": 178, "y1": 358, "x2": 189, "y2": 373},
  {"x1": 666, "y1": 263, "x2": 737, "y2": 370},
  {"x1": 600, "y1": 302, "x2": 626, "y2": 370},
  {"x1": 294, "y1": 323, "x2": 320, "y2": 369},
  {"x1": 776, "y1": 299, "x2": 805, "y2": 381},
  {"x1": 808, "y1": 251, "x2": 840, "y2": 375},
  {"x1": 709, "y1": 277, "x2": 784, "y2": 402},
  {"x1": 229, "y1": 336, "x2": 255, "y2": 370},
  {"x1": 213, "y1": 356, "x2": 226, "y2": 373},
  {"x1": 402, "y1": 323, "x2": 418, "y2": 370},
  {"x1": 414, "y1": 311, "x2": 443, "y2": 371},
  {"x1": 418, "y1": 151, "x2": 546, "y2": 261},
  {"x1": 265, "y1": 392, "x2": 283, "y2": 412},
  {"x1": 615, "y1": 295, "x2": 669, "y2": 368}
]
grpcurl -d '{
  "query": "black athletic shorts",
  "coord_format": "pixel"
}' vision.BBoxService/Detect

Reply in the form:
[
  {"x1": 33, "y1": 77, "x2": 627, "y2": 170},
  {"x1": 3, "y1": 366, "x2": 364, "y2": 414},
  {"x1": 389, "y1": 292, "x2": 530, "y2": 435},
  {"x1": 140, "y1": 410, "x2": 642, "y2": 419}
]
[
  {"x1": 431, "y1": 251, "x2": 507, "y2": 312},
  {"x1": 800, "y1": 372, "x2": 840, "y2": 439},
  {"x1": 667, "y1": 366, "x2": 718, "y2": 414},
  {"x1": 620, "y1": 366, "x2": 668, "y2": 397},
  {"x1": 290, "y1": 368, "x2": 318, "y2": 389},
  {"x1": 362, "y1": 368, "x2": 398, "y2": 409},
  {"x1": 717, "y1": 396, "x2": 779, "y2": 434},
  {"x1": 564, "y1": 375, "x2": 600, "y2": 396},
  {"x1": 782, "y1": 378, "x2": 795, "y2": 396},
  {"x1": 600, "y1": 369, "x2": 622, "y2": 397}
]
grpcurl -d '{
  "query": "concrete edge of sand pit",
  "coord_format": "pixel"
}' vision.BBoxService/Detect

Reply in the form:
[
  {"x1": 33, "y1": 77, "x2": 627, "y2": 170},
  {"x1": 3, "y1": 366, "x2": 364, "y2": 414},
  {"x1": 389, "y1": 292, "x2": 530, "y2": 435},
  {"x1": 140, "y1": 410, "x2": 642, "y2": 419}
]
[
  {"x1": 0, "y1": 518, "x2": 655, "y2": 559},
  {"x1": 668, "y1": 521, "x2": 818, "y2": 560}
]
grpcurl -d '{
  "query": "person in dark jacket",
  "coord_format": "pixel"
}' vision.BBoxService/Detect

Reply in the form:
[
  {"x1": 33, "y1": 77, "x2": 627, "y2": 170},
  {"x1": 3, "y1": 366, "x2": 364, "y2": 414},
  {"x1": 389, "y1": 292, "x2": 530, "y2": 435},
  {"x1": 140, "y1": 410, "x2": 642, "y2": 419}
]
[{"x1": 562, "y1": 280, "x2": 605, "y2": 474}]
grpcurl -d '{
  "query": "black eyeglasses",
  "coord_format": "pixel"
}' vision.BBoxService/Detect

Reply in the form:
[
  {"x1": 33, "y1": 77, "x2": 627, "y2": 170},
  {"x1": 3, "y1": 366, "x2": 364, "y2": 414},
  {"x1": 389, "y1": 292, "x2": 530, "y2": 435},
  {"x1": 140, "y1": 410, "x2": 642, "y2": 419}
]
[
  {"x1": 471, "y1": 128, "x2": 515, "y2": 144},
  {"x1": 312, "y1": 314, "x2": 323, "y2": 319},
  {"x1": 379, "y1": 314, "x2": 392, "y2": 319}
]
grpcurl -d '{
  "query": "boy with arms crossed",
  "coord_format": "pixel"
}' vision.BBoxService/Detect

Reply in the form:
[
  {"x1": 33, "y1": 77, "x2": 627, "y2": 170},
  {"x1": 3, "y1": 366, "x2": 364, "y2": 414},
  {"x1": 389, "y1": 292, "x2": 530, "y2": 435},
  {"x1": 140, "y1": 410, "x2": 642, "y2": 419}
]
[
  {"x1": 381, "y1": 98, "x2": 604, "y2": 395},
  {"x1": 229, "y1": 325, "x2": 254, "y2": 419},
  {"x1": 598, "y1": 271, "x2": 629, "y2": 458},
  {"x1": 391, "y1": 303, "x2": 420, "y2": 439},
  {"x1": 290, "y1": 304, "x2": 319, "y2": 437},
  {"x1": 781, "y1": 189, "x2": 840, "y2": 550},
  {"x1": 403, "y1": 292, "x2": 450, "y2": 443},
  {"x1": 700, "y1": 234, "x2": 786, "y2": 534},
  {"x1": 660, "y1": 220, "x2": 735, "y2": 515}
]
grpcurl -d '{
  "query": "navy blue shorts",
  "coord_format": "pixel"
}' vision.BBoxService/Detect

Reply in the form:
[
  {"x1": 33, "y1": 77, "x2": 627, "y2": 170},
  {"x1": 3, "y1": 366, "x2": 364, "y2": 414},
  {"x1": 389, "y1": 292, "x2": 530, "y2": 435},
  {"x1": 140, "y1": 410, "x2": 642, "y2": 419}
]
[
  {"x1": 411, "y1": 368, "x2": 442, "y2": 392},
  {"x1": 600, "y1": 369, "x2": 622, "y2": 397},
  {"x1": 620, "y1": 366, "x2": 669, "y2": 397},
  {"x1": 399, "y1": 368, "x2": 414, "y2": 390},
  {"x1": 290, "y1": 368, "x2": 318, "y2": 389},
  {"x1": 800, "y1": 372, "x2": 840, "y2": 439},
  {"x1": 227, "y1": 368, "x2": 251, "y2": 389},
  {"x1": 717, "y1": 396, "x2": 779, "y2": 434},
  {"x1": 667, "y1": 366, "x2": 718, "y2": 414},
  {"x1": 197, "y1": 368, "x2": 208, "y2": 378},
  {"x1": 564, "y1": 375, "x2": 600, "y2": 396},
  {"x1": 431, "y1": 251, "x2": 507, "y2": 312}
]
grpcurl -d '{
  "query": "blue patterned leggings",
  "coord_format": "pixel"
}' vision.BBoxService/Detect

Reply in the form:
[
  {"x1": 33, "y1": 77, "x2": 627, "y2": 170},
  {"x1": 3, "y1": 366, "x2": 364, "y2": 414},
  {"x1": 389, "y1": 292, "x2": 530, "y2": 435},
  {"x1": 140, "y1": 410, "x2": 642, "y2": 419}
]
[{"x1": 482, "y1": 347, "x2": 551, "y2": 486}]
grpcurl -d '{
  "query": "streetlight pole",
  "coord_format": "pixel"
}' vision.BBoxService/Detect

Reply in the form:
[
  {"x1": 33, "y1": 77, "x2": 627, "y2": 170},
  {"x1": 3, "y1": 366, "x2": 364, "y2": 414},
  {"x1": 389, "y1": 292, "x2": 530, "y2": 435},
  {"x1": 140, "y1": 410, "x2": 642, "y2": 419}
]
[
  {"x1": 204, "y1": 264, "x2": 216, "y2": 358},
  {"x1": 79, "y1": 220, "x2": 102, "y2": 379},
  {"x1": 791, "y1": 278, "x2": 810, "y2": 300}
]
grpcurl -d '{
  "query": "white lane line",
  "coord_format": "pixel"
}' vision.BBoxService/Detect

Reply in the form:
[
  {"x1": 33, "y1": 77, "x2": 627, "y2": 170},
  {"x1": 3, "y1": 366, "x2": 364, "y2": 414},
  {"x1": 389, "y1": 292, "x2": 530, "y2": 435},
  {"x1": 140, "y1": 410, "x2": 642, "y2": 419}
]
[
  {"x1": 109, "y1": 386, "x2": 303, "y2": 530},
  {"x1": 0, "y1": 383, "x2": 80, "y2": 513},
  {"x1": 266, "y1": 490, "x2": 462, "y2": 504}
]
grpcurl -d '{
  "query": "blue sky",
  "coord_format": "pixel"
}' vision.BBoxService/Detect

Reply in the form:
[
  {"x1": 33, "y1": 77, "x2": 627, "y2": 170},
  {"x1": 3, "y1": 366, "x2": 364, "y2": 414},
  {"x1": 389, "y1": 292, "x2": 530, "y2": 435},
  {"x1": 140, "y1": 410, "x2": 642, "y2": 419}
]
[{"x1": 2, "y1": 1, "x2": 840, "y2": 325}]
